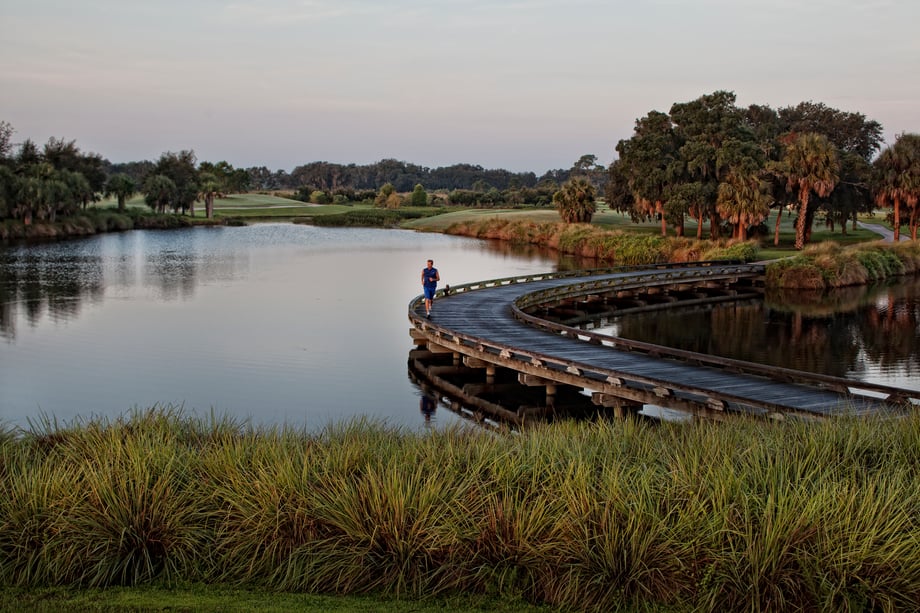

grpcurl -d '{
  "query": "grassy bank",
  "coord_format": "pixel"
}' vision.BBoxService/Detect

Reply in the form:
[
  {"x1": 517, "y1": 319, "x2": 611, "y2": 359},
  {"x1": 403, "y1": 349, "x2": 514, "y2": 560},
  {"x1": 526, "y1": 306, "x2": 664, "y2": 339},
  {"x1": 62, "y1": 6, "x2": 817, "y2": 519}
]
[
  {"x1": 2, "y1": 408, "x2": 918, "y2": 611},
  {"x1": 301, "y1": 206, "x2": 445, "y2": 228},
  {"x1": 766, "y1": 240, "x2": 920, "y2": 288},
  {"x1": 0, "y1": 207, "x2": 217, "y2": 241},
  {"x1": 436, "y1": 217, "x2": 759, "y2": 265}
]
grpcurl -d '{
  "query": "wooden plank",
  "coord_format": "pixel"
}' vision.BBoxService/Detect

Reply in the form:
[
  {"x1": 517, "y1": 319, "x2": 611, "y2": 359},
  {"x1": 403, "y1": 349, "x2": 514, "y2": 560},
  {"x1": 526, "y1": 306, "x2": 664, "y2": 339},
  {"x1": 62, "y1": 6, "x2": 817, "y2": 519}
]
[{"x1": 412, "y1": 266, "x2": 908, "y2": 418}]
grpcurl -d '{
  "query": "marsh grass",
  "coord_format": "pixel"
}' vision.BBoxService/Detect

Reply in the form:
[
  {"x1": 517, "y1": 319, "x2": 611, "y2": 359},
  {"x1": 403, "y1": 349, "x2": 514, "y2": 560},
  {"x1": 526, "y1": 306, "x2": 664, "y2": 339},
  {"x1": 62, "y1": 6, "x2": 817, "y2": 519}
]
[
  {"x1": 1, "y1": 408, "x2": 919, "y2": 611},
  {"x1": 441, "y1": 219, "x2": 760, "y2": 266},
  {"x1": 768, "y1": 240, "x2": 920, "y2": 289}
]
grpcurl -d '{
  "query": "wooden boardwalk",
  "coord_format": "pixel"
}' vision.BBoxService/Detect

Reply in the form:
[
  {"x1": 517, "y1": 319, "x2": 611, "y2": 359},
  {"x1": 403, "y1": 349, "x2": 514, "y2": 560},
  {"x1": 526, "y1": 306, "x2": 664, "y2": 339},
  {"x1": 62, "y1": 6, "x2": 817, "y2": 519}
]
[{"x1": 409, "y1": 263, "x2": 917, "y2": 420}]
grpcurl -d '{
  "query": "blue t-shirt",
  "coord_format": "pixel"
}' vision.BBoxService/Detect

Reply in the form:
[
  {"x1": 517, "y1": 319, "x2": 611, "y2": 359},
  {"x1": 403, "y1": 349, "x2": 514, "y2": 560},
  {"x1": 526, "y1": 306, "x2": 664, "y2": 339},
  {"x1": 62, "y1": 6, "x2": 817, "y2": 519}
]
[{"x1": 422, "y1": 267, "x2": 439, "y2": 289}]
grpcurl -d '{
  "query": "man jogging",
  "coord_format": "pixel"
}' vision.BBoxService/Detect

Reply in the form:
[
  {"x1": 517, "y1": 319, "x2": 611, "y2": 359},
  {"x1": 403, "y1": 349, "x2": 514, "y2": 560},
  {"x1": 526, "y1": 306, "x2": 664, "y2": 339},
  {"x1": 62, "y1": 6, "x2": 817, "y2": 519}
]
[{"x1": 421, "y1": 259, "x2": 440, "y2": 318}]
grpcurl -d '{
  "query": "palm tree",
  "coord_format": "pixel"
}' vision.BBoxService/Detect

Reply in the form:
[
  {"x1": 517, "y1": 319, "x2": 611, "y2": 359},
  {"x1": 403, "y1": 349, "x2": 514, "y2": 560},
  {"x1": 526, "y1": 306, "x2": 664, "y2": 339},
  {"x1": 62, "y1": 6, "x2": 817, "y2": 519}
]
[
  {"x1": 197, "y1": 171, "x2": 222, "y2": 219},
  {"x1": 143, "y1": 174, "x2": 176, "y2": 214},
  {"x1": 553, "y1": 177, "x2": 597, "y2": 223},
  {"x1": 43, "y1": 172, "x2": 75, "y2": 222},
  {"x1": 0, "y1": 165, "x2": 16, "y2": 219},
  {"x1": 873, "y1": 133, "x2": 920, "y2": 241},
  {"x1": 60, "y1": 170, "x2": 90, "y2": 217},
  {"x1": 781, "y1": 133, "x2": 840, "y2": 249},
  {"x1": 14, "y1": 176, "x2": 43, "y2": 225},
  {"x1": 104, "y1": 173, "x2": 136, "y2": 212},
  {"x1": 716, "y1": 168, "x2": 771, "y2": 240}
]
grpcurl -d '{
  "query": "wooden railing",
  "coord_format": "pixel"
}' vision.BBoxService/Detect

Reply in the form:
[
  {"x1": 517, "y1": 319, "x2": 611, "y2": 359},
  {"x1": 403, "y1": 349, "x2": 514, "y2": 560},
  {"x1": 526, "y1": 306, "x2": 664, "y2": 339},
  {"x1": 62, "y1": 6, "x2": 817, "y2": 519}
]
[{"x1": 409, "y1": 263, "x2": 919, "y2": 411}]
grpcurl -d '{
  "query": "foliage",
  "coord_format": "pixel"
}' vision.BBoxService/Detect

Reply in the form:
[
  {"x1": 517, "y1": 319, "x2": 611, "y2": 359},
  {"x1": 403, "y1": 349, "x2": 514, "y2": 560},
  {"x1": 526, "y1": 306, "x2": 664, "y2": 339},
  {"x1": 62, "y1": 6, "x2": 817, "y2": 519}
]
[
  {"x1": 444, "y1": 218, "x2": 755, "y2": 266},
  {"x1": 143, "y1": 174, "x2": 177, "y2": 214},
  {"x1": 410, "y1": 184, "x2": 428, "y2": 207},
  {"x1": 104, "y1": 173, "x2": 136, "y2": 212},
  {"x1": 552, "y1": 177, "x2": 596, "y2": 223},
  {"x1": 148, "y1": 151, "x2": 198, "y2": 214},
  {"x1": 305, "y1": 207, "x2": 440, "y2": 228},
  {"x1": 1, "y1": 408, "x2": 919, "y2": 612},
  {"x1": 374, "y1": 183, "x2": 396, "y2": 207},
  {"x1": 873, "y1": 133, "x2": 920, "y2": 241},
  {"x1": 780, "y1": 133, "x2": 840, "y2": 250},
  {"x1": 766, "y1": 241, "x2": 920, "y2": 288},
  {"x1": 700, "y1": 240, "x2": 759, "y2": 262}
]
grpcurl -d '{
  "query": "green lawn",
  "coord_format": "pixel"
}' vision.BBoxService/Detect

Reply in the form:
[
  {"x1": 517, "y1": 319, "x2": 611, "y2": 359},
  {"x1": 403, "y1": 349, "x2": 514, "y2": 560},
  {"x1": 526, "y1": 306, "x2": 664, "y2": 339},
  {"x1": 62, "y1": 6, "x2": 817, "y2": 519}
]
[
  {"x1": 1, "y1": 587, "x2": 557, "y2": 613},
  {"x1": 403, "y1": 204, "x2": 893, "y2": 260},
  {"x1": 92, "y1": 193, "x2": 898, "y2": 258},
  {"x1": 93, "y1": 193, "x2": 372, "y2": 220}
]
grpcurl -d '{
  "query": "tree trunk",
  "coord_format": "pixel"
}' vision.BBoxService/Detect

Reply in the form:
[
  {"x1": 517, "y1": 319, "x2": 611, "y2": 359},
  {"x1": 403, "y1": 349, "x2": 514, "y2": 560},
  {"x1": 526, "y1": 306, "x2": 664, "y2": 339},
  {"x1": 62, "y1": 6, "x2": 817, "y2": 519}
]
[
  {"x1": 893, "y1": 197, "x2": 901, "y2": 242},
  {"x1": 710, "y1": 211, "x2": 721, "y2": 240},
  {"x1": 804, "y1": 208, "x2": 815, "y2": 243},
  {"x1": 794, "y1": 190, "x2": 809, "y2": 250},
  {"x1": 773, "y1": 207, "x2": 782, "y2": 246},
  {"x1": 696, "y1": 210, "x2": 704, "y2": 239},
  {"x1": 910, "y1": 205, "x2": 918, "y2": 241}
]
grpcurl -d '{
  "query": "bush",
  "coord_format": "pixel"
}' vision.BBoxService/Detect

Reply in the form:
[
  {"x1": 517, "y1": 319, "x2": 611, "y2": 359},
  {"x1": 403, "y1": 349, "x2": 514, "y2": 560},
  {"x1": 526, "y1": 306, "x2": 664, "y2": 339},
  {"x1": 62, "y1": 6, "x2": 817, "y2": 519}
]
[
  {"x1": 700, "y1": 240, "x2": 759, "y2": 263},
  {"x1": 309, "y1": 191, "x2": 331, "y2": 205},
  {"x1": 307, "y1": 208, "x2": 437, "y2": 228},
  {"x1": 768, "y1": 242, "x2": 918, "y2": 289}
]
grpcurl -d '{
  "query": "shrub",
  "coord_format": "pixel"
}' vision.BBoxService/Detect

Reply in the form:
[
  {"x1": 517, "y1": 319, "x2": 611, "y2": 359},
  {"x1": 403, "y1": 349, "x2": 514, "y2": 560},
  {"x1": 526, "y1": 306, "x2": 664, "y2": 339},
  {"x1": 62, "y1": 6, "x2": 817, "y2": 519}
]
[
  {"x1": 700, "y1": 240, "x2": 759, "y2": 263},
  {"x1": 309, "y1": 191, "x2": 330, "y2": 205}
]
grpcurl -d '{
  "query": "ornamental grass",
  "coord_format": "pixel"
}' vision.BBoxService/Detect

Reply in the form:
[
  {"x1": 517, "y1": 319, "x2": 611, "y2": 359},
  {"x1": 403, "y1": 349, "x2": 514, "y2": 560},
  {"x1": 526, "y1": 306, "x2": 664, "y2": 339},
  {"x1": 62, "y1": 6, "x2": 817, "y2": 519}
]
[
  {"x1": 1, "y1": 407, "x2": 919, "y2": 612},
  {"x1": 768, "y1": 240, "x2": 920, "y2": 289},
  {"x1": 444, "y1": 218, "x2": 758, "y2": 266}
]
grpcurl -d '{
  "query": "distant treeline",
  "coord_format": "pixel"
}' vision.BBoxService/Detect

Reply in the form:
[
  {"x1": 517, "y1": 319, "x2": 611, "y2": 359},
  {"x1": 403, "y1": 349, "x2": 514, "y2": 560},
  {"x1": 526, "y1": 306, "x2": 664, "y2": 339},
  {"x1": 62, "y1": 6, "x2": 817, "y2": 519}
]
[
  {"x1": 105, "y1": 158, "x2": 581, "y2": 195},
  {"x1": 3, "y1": 88, "x2": 918, "y2": 248}
]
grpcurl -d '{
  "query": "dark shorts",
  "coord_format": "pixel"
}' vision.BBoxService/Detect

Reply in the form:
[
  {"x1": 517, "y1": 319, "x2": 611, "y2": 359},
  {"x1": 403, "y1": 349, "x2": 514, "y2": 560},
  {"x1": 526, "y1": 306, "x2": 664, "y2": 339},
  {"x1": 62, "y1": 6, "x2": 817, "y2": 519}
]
[{"x1": 424, "y1": 286, "x2": 436, "y2": 300}]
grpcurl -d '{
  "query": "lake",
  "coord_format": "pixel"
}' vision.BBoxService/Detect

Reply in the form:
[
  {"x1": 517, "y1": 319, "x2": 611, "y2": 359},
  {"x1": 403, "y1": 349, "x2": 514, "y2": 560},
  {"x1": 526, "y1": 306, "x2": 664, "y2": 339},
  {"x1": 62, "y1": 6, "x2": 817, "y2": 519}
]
[
  {"x1": 0, "y1": 224, "x2": 574, "y2": 431},
  {"x1": 593, "y1": 278, "x2": 920, "y2": 393},
  {"x1": 2, "y1": 224, "x2": 917, "y2": 431}
]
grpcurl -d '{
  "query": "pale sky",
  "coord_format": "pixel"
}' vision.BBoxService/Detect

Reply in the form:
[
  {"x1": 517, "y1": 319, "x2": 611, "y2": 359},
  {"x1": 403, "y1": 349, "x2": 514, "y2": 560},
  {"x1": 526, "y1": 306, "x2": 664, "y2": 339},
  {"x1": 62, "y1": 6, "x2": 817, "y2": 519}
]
[{"x1": 2, "y1": 0, "x2": 918, "y2": 174}]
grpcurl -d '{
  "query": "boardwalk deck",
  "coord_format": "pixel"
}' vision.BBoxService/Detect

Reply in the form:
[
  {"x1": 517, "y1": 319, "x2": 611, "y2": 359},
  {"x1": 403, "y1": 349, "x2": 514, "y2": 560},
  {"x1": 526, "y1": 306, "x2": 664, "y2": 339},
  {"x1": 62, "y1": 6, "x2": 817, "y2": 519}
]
[{"x1": 409, "y1": 264, "x2": 917, "y2": 420}]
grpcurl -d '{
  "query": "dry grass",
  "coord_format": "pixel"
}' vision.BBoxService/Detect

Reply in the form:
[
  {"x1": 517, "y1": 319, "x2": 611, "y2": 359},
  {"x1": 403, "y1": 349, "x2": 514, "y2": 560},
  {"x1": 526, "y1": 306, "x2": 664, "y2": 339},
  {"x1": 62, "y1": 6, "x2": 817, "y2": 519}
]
[
  {"x1": 767, "y1": 241, "x2": 920, "y2": 289},
  {"x1": 2, "y1": 408, "x2": 919, "y2": 611},
  {"x1": 441, "y1": 218, "x2": 759, "y2": 266}
]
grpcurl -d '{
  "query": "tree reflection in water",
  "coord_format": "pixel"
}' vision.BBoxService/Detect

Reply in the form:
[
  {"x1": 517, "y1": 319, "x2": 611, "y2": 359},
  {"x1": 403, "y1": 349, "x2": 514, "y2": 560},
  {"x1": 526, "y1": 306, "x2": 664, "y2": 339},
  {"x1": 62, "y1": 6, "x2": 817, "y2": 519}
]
[{"x1": 592, "y1": 277, "x2": 920, "y2": 390}]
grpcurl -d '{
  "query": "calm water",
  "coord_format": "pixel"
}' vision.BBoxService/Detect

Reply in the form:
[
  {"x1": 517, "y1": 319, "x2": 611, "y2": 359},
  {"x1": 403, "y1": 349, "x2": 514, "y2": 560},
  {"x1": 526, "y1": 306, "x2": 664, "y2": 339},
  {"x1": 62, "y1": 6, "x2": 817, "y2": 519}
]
[
  {"x1": 594, "y1": 279, "x2": 920, "y2": 392},
  {"x1": 3, "y1": 225, "x2": 918, "y2": 432},
  {"x1": 0, "y1": 224, "x2": 573, "y2": 431}
]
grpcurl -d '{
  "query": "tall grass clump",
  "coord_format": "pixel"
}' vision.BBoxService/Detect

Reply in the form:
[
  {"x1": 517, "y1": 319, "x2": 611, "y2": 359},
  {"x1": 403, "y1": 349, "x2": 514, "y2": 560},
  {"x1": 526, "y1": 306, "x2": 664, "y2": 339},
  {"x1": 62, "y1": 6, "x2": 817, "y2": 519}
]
[
  {"x1": 768, "y1": 240, "x2": 920, "y2": 289},
  {"x1": 445, "y1": 218, "x2": 755, "y2": 266},
  {"x1": 307, "y1": 208, "x2": 438, "y2": 228},
  {"x1": 2, "y1": 408, "x2": 919, "y2": 610},
  {"x1": 700, "y1": 240, "x2": 759, "y2": 262}
]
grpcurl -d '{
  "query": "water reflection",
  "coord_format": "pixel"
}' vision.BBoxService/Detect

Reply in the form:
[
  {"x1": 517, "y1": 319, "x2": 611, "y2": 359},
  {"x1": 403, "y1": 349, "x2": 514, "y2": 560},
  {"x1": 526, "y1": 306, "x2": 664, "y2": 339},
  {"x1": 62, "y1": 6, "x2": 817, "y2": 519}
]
[
  {"x1": 0, "y1": 229, "x2": 254, "y2": 340},
  {"x1": 0, "y1": 225, "x2": 570, "y2": 430},
  {"x1": 595, "y1": 277, "x2": 920, "y2": 391}
]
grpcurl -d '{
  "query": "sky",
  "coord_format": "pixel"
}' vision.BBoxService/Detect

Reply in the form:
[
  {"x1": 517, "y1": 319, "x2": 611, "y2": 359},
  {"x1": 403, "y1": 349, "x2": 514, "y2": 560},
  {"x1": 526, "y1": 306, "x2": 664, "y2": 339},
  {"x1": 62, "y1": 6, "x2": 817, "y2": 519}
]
[{"x1": 2, "y1": 0, "x2": 919, "y2": 175}]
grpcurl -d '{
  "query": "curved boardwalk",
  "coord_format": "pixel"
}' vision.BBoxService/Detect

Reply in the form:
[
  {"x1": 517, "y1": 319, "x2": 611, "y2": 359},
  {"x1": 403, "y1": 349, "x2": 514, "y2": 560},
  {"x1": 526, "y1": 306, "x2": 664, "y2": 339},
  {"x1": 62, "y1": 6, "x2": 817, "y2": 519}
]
[{"x1": 409, "y1": 263, "x2": 916, "y2": 420}]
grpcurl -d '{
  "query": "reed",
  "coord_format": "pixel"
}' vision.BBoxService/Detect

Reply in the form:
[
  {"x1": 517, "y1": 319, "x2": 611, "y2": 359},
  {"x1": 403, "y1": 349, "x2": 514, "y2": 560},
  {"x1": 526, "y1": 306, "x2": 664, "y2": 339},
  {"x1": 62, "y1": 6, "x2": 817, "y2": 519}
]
[
  {"x1": 444, "y1": 218, "x2": 762, "y2": 267},
  {"x1": 1, "y1": 408, "x2": 919, "y2": 611},
  {"x1": 767, "y1": 240, "x2": 920, "y2": 289}
]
